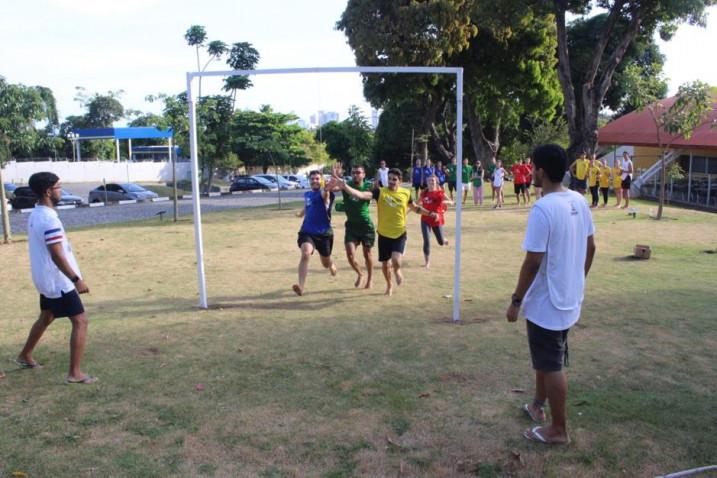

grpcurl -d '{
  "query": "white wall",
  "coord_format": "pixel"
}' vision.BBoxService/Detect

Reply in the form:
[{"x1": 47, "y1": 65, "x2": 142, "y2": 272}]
[{"x1": 2, "y1": 160, "x2": 192, "y2": 184}]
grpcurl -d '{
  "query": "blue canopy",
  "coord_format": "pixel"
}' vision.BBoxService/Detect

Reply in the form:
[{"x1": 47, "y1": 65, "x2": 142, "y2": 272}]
[{"x1": 73, "y1": 127, "x2": 173, "y2": 140}]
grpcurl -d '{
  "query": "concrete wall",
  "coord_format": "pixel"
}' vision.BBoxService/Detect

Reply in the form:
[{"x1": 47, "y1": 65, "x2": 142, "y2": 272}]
[{"x1": 2, "y1": 160, "x2": 193, "y2": 184}]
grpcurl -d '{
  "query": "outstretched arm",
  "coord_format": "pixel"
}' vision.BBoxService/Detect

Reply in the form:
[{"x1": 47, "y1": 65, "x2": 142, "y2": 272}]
[
  {"x1": 408, "y1": 201, "x2": 437, "y2": 219},
  {"x1": 330, "y1": 176, "x2": 373, "y2": 201}
]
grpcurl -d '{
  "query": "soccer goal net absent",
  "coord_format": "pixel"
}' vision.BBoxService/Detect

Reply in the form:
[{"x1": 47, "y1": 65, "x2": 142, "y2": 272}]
[{"x1": 186, "y1": 66, "x2": 466, "y2": 321}]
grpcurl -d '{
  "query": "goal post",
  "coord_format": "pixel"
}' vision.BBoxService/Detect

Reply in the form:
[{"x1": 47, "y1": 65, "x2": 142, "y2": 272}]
[{"x1": 186, "y1": 66, "x2": 465, "y2": 321}]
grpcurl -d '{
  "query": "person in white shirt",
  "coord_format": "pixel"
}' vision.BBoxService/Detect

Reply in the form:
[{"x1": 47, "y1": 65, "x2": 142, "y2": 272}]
[
  {"x1": 377, "y1": 160, "x2": 389, "y2": 187},
  {"x1": 16, "y1": 172, "x2": 97, "y2": 384},
  {"x1": 506, "y1": 144, "x2": 596, "y2": 445},
  {"x1": 620, "y1": 151, "x2": 634, "y2": 209}
]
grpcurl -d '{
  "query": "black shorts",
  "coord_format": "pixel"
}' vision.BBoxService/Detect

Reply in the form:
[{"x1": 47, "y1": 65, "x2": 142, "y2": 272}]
[
  {"x1": 621, "y1": 176, "x2": 631, "y2": 190},
  {"x1": 40, "y1": 289, "x2": 85, "y2": 318},
  {"x1": 526, "y1": 320, "x2": 569, "y2": 372},
  {"x1": 378, "y1": 233, "x2": 407, "y2": 262},
  {"x1": 514, "y1": 183, "x2": 526, "y2": 194},
  {"x1": 297, "y1": 232, "x2": 334, "y2": 257},
  {"x1": 448, "y1": 181, "x2": 456, "y2": 192},
  {"x1": 575, "y1": 178, "x2": 587, "y2": 190}
]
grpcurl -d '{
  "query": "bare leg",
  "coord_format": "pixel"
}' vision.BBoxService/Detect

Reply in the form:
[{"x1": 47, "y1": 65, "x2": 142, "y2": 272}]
[
  {"x1": 362, "y1": 245, "x2": 373, "y2": 289},
  {"x1": 614, "y1": 188, "x2": 622, "y2": 207},
  {"x1": 622, "y1": 188, "x2": 630, "y2": 208},
  {"x1": 391, "y1": 252, "x2": 403, "y2": 286},
  {"x1": 345, "y1": 241, "x2": 363, "y2": 287},
  {"x1": 18, "y1": 310, "x2": 55, "y2": 366},
  {"x1": 319, "y1": 254, "x2": 336, "y2": 276},
  {"x1": 462, "y1": 188, "x2": 468, "y2": 205},
  {"x1": 533, "y1": 370, "x2": 569, "y2": 443},
  {"x1": 382, "y1": 261, "x2": 393, "y2": 296},
  {"x1": 67, "y1": 312, "x2": 89, "y2": 380},
  {"x1": 293, "y1": 242, "x2": 314, "y2": 295},
  {"x1": 527, "y1": 370, "x2": 547, "y2": 422}
]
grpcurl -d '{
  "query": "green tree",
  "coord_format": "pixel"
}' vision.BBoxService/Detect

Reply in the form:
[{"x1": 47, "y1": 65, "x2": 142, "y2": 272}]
[
  {"x1": 185, "y1": 25, "x2": 208, "y2": 98},
  {"x1": 318, "y1": 106, "x2": 373, "y2": 171},
  {"x1": 223, "y1": 42, "x2": 260, "y2": 109},
  {"x1": 624, "y1": 69, "x2": 713, "y2": 219},
  {"x1": 549, "y1": 0, "x2": 716, "y2": 159}
]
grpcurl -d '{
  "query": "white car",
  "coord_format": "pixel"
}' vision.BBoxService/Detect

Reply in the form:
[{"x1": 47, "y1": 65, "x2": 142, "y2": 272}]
[{"x1": 283, "y1": 175, "x2": 309, "y2": 189}]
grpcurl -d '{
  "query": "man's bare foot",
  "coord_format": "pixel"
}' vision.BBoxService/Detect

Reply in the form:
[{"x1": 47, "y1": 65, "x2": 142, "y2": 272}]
[
  {"x1": 395, "y1": 269, "x2": 403, "y2": 286},
  {"x1": 443, "y1": 239, "x2": 449, "y2": 246},
  {"x1": 384, "y1": 285, "x2": 393, "y2": 296},
  {"x1": 523, "y1": 425, "x2": 570, "y2": 445},
  {"x1": 292, "y1": 284, "x2": 303, "y2": 296},
  {"x1": 423, "y1": 262, "x2": 430, "y2": 269},
  {"x1": 364, "y1": 279, "x2": 372, "y2": 289},
  {"x1": 354, "y1": 274, "x2": 363, "y2": 288},
  {"x1": 329, "y1": 263, "x2": 337, "y2": 276}
]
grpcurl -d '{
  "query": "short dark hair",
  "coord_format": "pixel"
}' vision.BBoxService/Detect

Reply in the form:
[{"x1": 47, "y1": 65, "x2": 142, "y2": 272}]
[
  {"x1": 29, "y1": 172, "x2": 60, "y2": 197},
  {"x1": 309, "y1": 170, "x2": 321, "y2": 178},
  {"x1": 531, "y1": 144, "x2": 568, "y2": 183},
  {"x1": 388, "y1": 168, "x2": 402, "y2": 179}
]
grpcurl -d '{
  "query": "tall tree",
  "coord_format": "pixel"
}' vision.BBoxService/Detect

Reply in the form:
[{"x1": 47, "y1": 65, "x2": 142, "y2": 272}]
[
  {"x1": 223, "y1": 42, "x2": 260, "y2": 109},
  {"x1": 185, "y1": 25, "x2": 208, "y2": 98},
  {"x1": 318, "y1": 106, "x2": 373, "y2": 170},
  {"x1": 549, "y1": 0, "x2": 716, "y2": 159}
]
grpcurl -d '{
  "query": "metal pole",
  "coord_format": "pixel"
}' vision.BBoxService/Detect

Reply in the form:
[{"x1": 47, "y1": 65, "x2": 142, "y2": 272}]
[
  {"x1": 187, "y1": 73, "x2": 208, "y2": 309},
  {"x1": 452, "y1": 69, "x2": 464, "y2": 322},
  {"x1": 115, "y1": 139, "x2": 120, "y2": 163},
  {"x1": 76, "y1": 139, "x2": 81, "y2": 162},
  {"x1": 687, "y1": 152, "x2": 693, "y2": 202},
  {"x1": 170, "y1": 138, "x2": 177, "y2": 222},
  {"x1": 707, "y1": 174, "x2": 711, "y2": 207},
  {"x1": 0, "y1": 166, "x2": 12, "y2": 243},
  {"x1": 128, "y1": 138, "x2": 133, "y2": 162}
]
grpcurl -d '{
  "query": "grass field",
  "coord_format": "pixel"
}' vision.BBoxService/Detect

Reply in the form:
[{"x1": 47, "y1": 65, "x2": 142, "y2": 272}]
[{"x1": 1, "y1": 198, "x2": 715, "y2": 477}]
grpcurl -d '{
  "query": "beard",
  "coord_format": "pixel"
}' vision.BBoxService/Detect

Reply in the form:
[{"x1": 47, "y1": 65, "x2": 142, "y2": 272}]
[{"x1": 50, "y1": 194, "x2": 61, "y2": 206}]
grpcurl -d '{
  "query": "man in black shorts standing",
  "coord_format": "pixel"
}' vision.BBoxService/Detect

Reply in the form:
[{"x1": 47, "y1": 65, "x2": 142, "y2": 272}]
[
  {"x1": 506, "y1": 144, "x2": 595, "y2": 445},
  {"x1": 16, "y1": 172, "x2": 97, "y2": 384},
  {"x1": 293, "y1": 170, "x2": 337, "y2": 296}
]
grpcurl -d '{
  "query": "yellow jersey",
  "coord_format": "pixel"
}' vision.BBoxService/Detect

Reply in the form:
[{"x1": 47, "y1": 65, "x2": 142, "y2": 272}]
[
  {"x1": 612, "y1": 166, "x2": 622, "y2": 188},
  {"x1": 587, "y1": 165, "x2": 600, "y2": 187},
  {"x1": 575, "y1": 159, "x2": 590, "y2": 180},
  {"x1": 599, "y1": 166, "x2": 611, "y2": 188},
  {"x1": 376, "y1": 187, "x2": 412, "y2": 239}
]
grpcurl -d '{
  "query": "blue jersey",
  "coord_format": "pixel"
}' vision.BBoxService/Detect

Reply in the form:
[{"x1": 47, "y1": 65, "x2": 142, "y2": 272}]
[
  {"x1": 436, "y1": 168, "x2": 446, "y2": 185},
  {"x1": 300, "y1": 189, "x2": 335, "y2": 235},
  {"x1": 422, "y1": 166, "x2": 435, "y2": 185},
  {"x1": 412, "y1": 166, "x2": 423, "y2": 186}
]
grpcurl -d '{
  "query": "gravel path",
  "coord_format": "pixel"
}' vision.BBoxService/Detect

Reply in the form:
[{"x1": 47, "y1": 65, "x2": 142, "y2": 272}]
[{"x1": 7, "y1": 190, "x2": 305, "y2": 234}]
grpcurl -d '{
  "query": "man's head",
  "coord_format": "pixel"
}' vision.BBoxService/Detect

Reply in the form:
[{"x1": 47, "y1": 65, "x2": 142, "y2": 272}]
[
  {"x1": 518, "y1": 157, "x2": 524, "y2": 164},
  {"x1": 531, "y1": 144, "x2": 568, "y2": 187},
  {"x1": 436, "y1": 160, "x2": 443, "y2": 168},
  {"x1": 351, "y1": 165, "x2": 365, "y2": 185},
  {"x1": 476, "y1": 160, "x2": 482, "y2": 168},
  {"x1": 415, "y1": 159, "x2": 421, "y2": 167},
  {"x1": 379, "y1": 160, "x2": 386, "y2": 169},
  {"x1": 425, "y1": 158, "x2": 432, "y2": 167},
  {"x1": 29, "y1": 172, "x2": 61, "y2": 206},
  {"x1": 526, "y1": 156, "x2": 532, "y2": 165},
  {"x1": 622, "y1": 151, "x2": 630, "y2": 160},
  {"x1": 387, "y1": 168, "x2": 402, "y2": 190},
  {"x1": 309, "y1": 170, "x2": 322, "y2": 190}
]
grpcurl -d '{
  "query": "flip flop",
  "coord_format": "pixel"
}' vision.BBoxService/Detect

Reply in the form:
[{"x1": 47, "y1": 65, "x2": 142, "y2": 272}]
[
  {"x1": 523, "y1": 403, "x2": 545, "y2": 423},
  {"x1": 12, "y1": 358, "x2": 42, "y2": 369},
  {"x1": 65, "y1": 375, "x2": 98, "y2": 385},
  {"x1": 523, "y1": 426, "x2": 570, "y2": 445}
]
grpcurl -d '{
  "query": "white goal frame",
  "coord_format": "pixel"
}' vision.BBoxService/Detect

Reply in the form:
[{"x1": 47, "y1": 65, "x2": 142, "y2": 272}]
[{"x1": 187, "y1": 66, "x2": 466, "y2": 321}]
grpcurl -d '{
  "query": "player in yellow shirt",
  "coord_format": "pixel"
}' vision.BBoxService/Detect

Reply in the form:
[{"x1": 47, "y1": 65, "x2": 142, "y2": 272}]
[
  {"x1": 587, "y1": 155, "x2": 601, "y2": 208},
  {"x1": 612, "y1": 158, "x2": 623, "y2": 207},
  {"x1": 599, "y1": 159, "x2": 612, "y2": 207},
  {"x1": 332, "y1": 168, "x2": 436, "y2": 296},
  {"x1": 569, "y1": 153, "x2": 590, "y2": 194}
]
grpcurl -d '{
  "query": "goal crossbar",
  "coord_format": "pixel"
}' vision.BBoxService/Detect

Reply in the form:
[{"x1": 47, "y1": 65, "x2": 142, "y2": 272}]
[{"x1": 186, "y1": 66, "x2": 465, "y2": 321}]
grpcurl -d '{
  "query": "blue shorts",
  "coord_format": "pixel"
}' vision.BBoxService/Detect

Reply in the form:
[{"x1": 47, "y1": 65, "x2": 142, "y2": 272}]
[{"x1": 40, "y1": 289, "x2": 85, "y2": 318}]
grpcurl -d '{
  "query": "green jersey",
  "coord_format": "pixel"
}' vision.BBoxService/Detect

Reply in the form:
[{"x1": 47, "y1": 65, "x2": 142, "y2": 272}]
[
  {"x1": 341, "y1": 180, "x2": 374, "y2": 227},
  {"x1": 472, "y1": 167, "x2": 483, "y2": 187},
  {"x1": 462, "y1": 165, "x2": 473, "y2": 183},
  {"x1": 447, "y1": 163, "x2": 457, "y2": 182}
]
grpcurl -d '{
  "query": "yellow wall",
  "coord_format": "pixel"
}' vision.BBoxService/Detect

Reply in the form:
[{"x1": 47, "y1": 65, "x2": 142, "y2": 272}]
[{"x1": 633, "y1": 146, "x2": 717, "y2": 171}]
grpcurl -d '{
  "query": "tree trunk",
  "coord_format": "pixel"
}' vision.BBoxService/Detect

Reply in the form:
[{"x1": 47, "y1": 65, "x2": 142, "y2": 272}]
[
  {"x1": 657, "y1": 149, "x2": 666, "y2": 220},
  {"x1": 465, "y1": 97, "x2": 498, "y2": 163},
  {"x1": 0, "y1": 166, "x2": 11, "y2": 243}
]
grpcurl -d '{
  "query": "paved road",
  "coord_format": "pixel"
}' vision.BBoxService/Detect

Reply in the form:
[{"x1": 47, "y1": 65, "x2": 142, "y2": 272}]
[{"x1": 7, "y1": 190, "x2": 305, "y2": 234}]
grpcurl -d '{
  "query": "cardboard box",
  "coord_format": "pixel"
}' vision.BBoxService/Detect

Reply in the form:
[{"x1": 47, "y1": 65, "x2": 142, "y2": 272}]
[{"x1": 634, "y1": 244, "x2": 651, "y2": 259}]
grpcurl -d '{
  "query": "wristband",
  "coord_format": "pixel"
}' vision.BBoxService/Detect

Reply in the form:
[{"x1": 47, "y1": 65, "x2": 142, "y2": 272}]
[
  {"x1": 71, "y1": 275, "x2": 80, "y2": 283},
  {"x1": 511, "y1": 293, "x2": 522, "y2": 307}
]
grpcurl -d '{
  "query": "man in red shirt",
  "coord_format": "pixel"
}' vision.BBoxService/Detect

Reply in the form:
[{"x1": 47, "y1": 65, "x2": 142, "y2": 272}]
[
  {"x1": 524, "y1": 156, "x2": 534, "y2": 204},
  {"x1": 511, "y1": 158, "x2": 528, "y2": 206}
]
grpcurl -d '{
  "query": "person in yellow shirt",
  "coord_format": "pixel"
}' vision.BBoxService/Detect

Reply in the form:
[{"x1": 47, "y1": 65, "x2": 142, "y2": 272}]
[
  {"x1": 599, "y1": 159, "x2": 612, "y2": 207},
  {"x1": 587, "y1": 155, "x2": 601, "y2": 208},
  {"x1": 612, "y1": 158, "x2": 623, "y2": 207},
  {"x1": 332, "y1": 168, "x2": 436, "y2": 296},
  {"x1": 569, "y1": 153, "x2": 590, "y2": 194}
]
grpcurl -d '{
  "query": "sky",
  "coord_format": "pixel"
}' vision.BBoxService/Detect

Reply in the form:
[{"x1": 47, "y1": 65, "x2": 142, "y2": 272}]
[{"x1": 1, "y1": 1, "x2": 716, "y2": 126}]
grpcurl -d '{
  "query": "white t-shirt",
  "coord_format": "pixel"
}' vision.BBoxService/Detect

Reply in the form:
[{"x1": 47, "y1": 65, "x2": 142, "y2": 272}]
[
  {"x1": 521, "y1": 190, "x2": 595, "y2": 331},
  {"x1": 621, "y1": 158, "x2": 633, "y2": 180},
  {"x1": 493, "y1": 168, "x2": 506, "y2": 187},
  {"x1": 28, "y1": 205, "x2": 81, "y2": 298},
  {"x1": 378, "y1": 167, "x2": 389, "y2": 186}
]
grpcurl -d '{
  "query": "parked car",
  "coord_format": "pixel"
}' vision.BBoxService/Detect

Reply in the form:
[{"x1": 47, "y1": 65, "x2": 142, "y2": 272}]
[
  {"x1": 229, "y1": 176, "x2": 277, "y2": 192},
  {"x1": 252, "y1": 174, "x2": 296, "y2": 190},
  {"x1": 283, "y1": 175, "x2": 309, "y2": 189},
  {"x1": 3, "y1": 183, "x2": 17, "y2": 200},
  {"x1": 9, "y1": 187, "x2": 85, "y2": 209},
  {"x1": 88, "y1": 183, "x2": 159, "y2": 203}
]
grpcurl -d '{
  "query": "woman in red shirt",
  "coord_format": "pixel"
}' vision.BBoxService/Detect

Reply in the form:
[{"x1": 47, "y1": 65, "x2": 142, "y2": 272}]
[{"x1": 419, "y1": 174, "x2": 454, "y2": 268}]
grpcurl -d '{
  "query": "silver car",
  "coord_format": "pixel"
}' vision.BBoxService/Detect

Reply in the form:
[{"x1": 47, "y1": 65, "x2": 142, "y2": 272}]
[{"x1": 89, "y1": 183, "x2": 159, "y2": 203}]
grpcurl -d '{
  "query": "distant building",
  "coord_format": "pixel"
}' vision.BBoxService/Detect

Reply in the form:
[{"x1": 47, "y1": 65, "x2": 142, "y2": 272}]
[
  {"x1": 371, "y1": 109, "x2": 379, "y2": 129},
  {"x1": 310, "y1": 110, "x2": 340, "y2": 127}
]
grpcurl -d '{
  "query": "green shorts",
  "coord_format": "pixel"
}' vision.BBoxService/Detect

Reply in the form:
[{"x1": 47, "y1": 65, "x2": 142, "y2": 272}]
[{"x1": 344, "y1": 222, "x2": 376, "y2": 248}]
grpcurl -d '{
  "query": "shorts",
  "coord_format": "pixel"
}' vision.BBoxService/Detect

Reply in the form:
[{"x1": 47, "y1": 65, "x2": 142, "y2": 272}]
[
  {"x1": 297, "y1": 232, "x2": 334, "y2": 257},
  {"x1": 526, "y1": 320, "x2": 569, "y2": 372},
  {"x1": 40, "y1": 289, "x2": 85, "y2": 318},
  {"x1": 378, "y1": 233, "x2": 407, "y2": 262},
  {"x1": 514, "y1": 183, "x2": 526, "y2": 194},
  {"x1": 575, "y1": 178, "x2": 587, "y2": 190},
  {"x1": 621, "y1": 176, "x2": 632, "y2": 190},
  {"x1": 462, "y1": 183, "x2": 472, "y2": 191},
  {"x1": 344, "y1": 222, "x2": 376, "y2": 248},
  {"x1": 448, "y1": 181, "x2": 456, "y2": 192}
]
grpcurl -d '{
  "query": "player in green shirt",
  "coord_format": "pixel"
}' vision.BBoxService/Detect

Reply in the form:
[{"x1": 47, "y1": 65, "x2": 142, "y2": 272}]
[
  {"x1": 334, "y1": 165, "x2": 376, "y2": 288},
  {"x1": 461, "y1": 157, "x2": 473, "y2": 205},
  {"x1": 446, "y1": 156, "x2": 458, "y2": 201}
]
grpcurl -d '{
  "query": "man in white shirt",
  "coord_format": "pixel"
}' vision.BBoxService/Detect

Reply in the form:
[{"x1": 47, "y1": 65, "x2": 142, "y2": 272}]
[
  {"x1": 377, "y1": 160, "x2": 389, "y2": 187},
  {"x1": 506, "y1": 144, "x2": 595, "y2": 445},
  {"x1": 15, "y1": 172, "x2": 97, "y2": 384},
  {"x1": 620, "y1": 151, "x2": 634, "y2": 209}
]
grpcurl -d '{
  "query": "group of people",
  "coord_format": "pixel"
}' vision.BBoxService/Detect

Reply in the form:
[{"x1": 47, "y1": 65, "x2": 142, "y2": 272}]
[
  {"x1": 11, "y1": 144, "x2": 596, "y2": 447},
  {"x1": 569, "y1": 150, "x2": 635, "y2": 209}
]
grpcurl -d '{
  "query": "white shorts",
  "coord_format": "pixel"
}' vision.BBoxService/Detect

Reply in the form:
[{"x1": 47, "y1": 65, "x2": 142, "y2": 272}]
[{"x1": 462, "y1": 183, "x2": 472, "y2": 191}]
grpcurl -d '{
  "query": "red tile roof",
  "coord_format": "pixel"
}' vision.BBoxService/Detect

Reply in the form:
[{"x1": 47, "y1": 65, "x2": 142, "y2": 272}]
[{"x1": 598, "y1": 94, "x2": 717, "y2": 150}]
